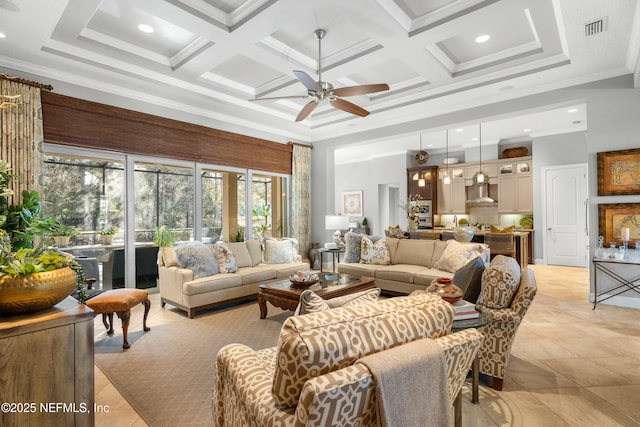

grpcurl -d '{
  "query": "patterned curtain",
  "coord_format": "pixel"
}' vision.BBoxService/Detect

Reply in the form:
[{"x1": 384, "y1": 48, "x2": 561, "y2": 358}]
[
  {"x1": 290, "y1": 143, "x2": 312, "y2": 258},
  {"x1": 0, "y1": 75, "x2": 48, "y2": 204}
]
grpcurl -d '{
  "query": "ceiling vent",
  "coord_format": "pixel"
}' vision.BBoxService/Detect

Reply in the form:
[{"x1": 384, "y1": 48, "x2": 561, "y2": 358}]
[{"x1": 584, "y1": 17, "x2": 607, "y2": 37}]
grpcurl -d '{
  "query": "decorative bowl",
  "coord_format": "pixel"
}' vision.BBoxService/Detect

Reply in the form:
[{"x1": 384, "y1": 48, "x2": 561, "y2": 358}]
[
  {"x1": 427, "y1": 280, "x2": 463, "y2": 304},
  {"x1": 0, "y1": 267, "x2": 77, "y2": 315},
  {"x1": 453, "y1": 225, "x2": 474, "y2": 242},
  {"x1": 289, "y1": 278, "x2": 319, "y2": 288}
]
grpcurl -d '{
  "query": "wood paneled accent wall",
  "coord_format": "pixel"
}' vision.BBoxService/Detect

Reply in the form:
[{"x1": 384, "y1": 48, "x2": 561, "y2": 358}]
[{"x1": 41, "y1": 92, "x2": 292, "y2": 174}]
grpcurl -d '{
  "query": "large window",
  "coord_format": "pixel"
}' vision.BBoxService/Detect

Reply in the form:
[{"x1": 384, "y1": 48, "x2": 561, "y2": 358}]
[
  {"x1": 134, "y1": 162, "x2": 194, "y2": 243},
  {"x1": 41, "y1": 145, "x2": 289, "y2": 290},
  {"x1": 42, "y1": 155, "x2": 124, "y2": 245}
]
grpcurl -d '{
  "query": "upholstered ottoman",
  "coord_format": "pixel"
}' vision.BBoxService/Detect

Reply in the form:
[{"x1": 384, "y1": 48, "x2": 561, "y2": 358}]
[{"x1": 86, "y1": 288, "x2": 151, "y2": 349}]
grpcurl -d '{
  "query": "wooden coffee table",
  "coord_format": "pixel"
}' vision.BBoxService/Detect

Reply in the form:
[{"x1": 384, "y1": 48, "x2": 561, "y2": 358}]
[{"x1": 258, "y1": 273, "x2": 376, "y2": 319}]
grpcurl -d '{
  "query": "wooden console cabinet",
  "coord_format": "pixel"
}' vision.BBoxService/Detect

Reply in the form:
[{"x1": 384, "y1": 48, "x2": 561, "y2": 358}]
[{"x1": 0, "y1": 297, "x2": 95, "y2": 427}]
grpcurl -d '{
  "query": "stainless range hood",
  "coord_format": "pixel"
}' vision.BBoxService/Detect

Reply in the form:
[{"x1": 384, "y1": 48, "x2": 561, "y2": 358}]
[{"x1": 466, "y1": 183, "x2": 497, "y2": 206}]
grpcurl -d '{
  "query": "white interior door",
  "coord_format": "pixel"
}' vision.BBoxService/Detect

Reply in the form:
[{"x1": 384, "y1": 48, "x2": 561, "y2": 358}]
[{"x1": 543, "y1": 164, "x2": 588, "y2": 267}]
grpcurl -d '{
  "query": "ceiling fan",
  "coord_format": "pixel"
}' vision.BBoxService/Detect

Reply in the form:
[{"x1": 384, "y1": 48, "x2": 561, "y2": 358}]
[{"x1": 250, "y1": 29, "x2": 390, "y2": 122}]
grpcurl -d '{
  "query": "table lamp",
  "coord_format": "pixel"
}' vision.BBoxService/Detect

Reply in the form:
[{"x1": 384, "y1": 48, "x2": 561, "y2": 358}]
[{"x1": 325, "y1": 215, "x2": 350, "y2": 247}]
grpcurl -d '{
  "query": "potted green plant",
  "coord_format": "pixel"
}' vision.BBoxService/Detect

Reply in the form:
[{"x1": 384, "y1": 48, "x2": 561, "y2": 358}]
[
  {"x1": 519, "y1": 216, "x2": 534, "y2": 229},
  {"x1": 51, "y1": 221, "x2": 80, "y2": 247},
  {"x1": 0, "y1": 161, "x2": 87, "y2": 314},
  {"x1": 154, "y1": 225, "x2": 175, "y2": 264},
  {"x1": 99, "y1": 225, "x2": 118, "y2": 245}
]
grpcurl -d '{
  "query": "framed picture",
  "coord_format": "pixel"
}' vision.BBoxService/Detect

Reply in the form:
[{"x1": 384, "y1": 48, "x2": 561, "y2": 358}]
[
  {"x1": 342, "y1": 191, "x2": 363, "y2": 216},
  {"x1": 597, "y1": 148, "x2": 640, "y2": 195},
  {"x1": 598, "y1": 203, "x2": 640, "y2": 244}
]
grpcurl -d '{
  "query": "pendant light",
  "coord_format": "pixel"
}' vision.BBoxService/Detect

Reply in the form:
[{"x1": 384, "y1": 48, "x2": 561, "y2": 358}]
[
  {"x1": 418, "y1": 133, "x2": 426, "y2": 187},
  {"x1": 443, "y1": 129, "x2": 451, "y2": 185},
  {"x1": 476, "y1": 123, "x2": 486, "y2": 184}
]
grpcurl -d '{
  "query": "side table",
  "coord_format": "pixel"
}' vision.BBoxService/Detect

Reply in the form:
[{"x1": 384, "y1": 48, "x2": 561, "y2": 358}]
[
  {"x1": 592, "y1": 258, "x2": 640, "y2": 309},
  {"x1": 318, "y1": 248, "x2": 345, "y2": 272},
  {"x1": 451, "y1": 313, "x2": 490, "y2": 405}
]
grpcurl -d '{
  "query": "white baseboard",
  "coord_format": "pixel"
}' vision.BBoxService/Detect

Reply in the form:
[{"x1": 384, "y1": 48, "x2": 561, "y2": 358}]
[{"x1": 590, "y1": 293, "x2": 640, "y2": 309}]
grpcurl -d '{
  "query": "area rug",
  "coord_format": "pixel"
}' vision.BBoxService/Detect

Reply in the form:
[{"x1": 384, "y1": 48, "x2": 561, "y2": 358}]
[{"x1": 94, "y1": 302, "x2": 292, "y2": 427}]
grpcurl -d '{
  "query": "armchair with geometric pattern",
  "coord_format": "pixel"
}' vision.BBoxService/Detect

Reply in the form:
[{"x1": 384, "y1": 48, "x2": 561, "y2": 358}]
[{"x1": 474, "y1": 255, "x2": 537, "y2": 391}]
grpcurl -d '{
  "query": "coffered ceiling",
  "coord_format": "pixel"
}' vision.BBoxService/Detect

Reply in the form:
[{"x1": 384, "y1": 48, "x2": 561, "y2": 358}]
[{"x1": 0, "y1": 0, "x2": 638, "y2": 151}]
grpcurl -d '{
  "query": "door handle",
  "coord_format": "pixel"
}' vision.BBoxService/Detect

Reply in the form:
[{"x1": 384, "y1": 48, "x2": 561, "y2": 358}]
[{"x1": 547, "y1": 228, "x2": 552, "y2": 231}]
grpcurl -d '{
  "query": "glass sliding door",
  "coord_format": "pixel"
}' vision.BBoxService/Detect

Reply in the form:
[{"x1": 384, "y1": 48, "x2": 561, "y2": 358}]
[
  {"x1": 41, "y1": 153, "x2": 125, "y2": 289},
  {"x1": 250, "y1": 173, "x2": 288, "y2": 240},
  {"x1": 201, "y1": 168, "x2": 246, "y2": 242},
  {"x1": 133, "y1": 161, "x2": 194, "y2": 288}
]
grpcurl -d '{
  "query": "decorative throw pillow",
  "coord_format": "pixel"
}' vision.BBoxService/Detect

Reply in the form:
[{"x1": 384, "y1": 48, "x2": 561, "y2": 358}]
[
  {"x1": 490, "y1": 225, "x2": 514, "y2": 233},
  {"x1": 477, "y1": 255, "x2": 521, "y2": 309},
  {"x1": 298, "y1": 288, "x2": 381, "y2": 315},
  {"x1": 343, "y1": 232, "x2": 363, "y2": 263},
  {"x1": 435, "y1": 240, "x2": 481, "y2": 273},
  {"x1": 360, "y1": 236, "x2": 390, "y2": 265},
  {"x1": 264, "y1": 239, "x2": 295, "y2": 264},
  {"x1": 387, "y1": 225, "x2": 406, "y2": 239},
  {"x1": 173, "y1": 241, "x2": 218, "y2": 279},
  {"x1": 161, "y1": 246, "x2": 178, "y2": 267},
  {"x1": 452, "y1": 256, "x2": 485, "y2": 304},
  {"x1": 211, "y1": 242, "x2": 238, "y2": 273}
]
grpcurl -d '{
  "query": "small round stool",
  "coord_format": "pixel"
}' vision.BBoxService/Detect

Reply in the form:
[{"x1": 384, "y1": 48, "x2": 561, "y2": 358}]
[{"x1": 86, "y1": 288, "x2": 151, "y2": 349}]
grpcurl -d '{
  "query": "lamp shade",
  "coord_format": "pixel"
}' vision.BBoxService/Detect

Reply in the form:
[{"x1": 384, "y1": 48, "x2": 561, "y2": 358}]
[{"x1": 325, "y1": 215, "x2": 349, "y2": 230}]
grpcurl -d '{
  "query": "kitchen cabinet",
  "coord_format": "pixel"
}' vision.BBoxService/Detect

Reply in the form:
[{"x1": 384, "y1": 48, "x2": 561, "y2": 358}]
[
  {"x1": 407, "y1": 166, "x2": 438, "y2": 201},
  {"x1": 497, "y1": 158, "x2": 533, "y2": 213},
  {"x1": 437, "y1": 168, "x2": 466, "y2": 213}
]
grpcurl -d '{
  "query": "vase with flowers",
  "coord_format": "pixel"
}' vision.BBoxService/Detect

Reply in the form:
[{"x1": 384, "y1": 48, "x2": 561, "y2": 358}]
[
  {"x1": 0, "y1": 160, "x2": 87, "y2": 314},
  {"x1": 400, "y1": 194, "x2": 422, "y2": 231}
]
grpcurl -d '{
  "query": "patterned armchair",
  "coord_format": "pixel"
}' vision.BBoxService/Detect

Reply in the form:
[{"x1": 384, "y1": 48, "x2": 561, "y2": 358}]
[
  {"x1": 213, "y1": 293, "x2": 483, "y2": 427},
  {"x1": 475, "y1": 255, "x2": 537, "y2": 390}
]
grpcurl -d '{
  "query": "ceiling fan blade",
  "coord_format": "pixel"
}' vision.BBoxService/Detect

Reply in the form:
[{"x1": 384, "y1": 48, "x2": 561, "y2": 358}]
[
  {"x1": 293, "y1": 70, "x2": 322, "y2": 92},
  {"x1": 249, "y1": 95, "x2": 308, "y2": 102},
  {"x1": 295, "y1": 100, "x2": 319, "y2": 122},
  {"x1": 330, "y1": 98, "x2": 370, "y2": 117},
  {"x1": 333, "y1": 83, "x2": 390, "y2": 97}
]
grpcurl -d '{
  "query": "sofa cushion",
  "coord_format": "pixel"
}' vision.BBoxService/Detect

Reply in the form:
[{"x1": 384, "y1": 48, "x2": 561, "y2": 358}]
[
  {"x1": 477, "y1": 255, "x2": 521, "y2": 309},
  {"x1": 182, "y1": 273, "x2": 242, "y2": 295},
  {"x1": 264, "y1": 239, "x2": 295, "y2": 263},
  {"x1": 272, "y1": 292, "x2": 454, "y2": 407},
  {"x1": 237, "y1": 265, "x2": 277, "y2": 285},
  {"x1": 337, "y1": 262, "x2": 387, "y2": 277},
  {"x1": 297, "y1": 288, "x2": 381, "y2": 315},
  {"x1": 435, "y1": 240, "x2": 483, "y2": 273},
  {"x1": 227, "y1": 242, "x2": 252, "y2": 268},
  {"x1": 173, "y1": 242, "x2": 218, "y2": 279},
  {"x1": 210, "y1": 243, "x2": 238, "y2": 273},
  {"x1": 413, "y1": 268, "x2": 454, "y2": 286},
  {"x1": 246, "y1": 240, "x2": 263, "y2": 266},
  {"x1": 453, "y1": 256, "x2": 485, "y2": 304},
  {"x1": 376, "y1": 264, "x2": 427, "y2": 283},
  {"x1": 394, "y1": 239, "x2": 437, "y2": 268},
  {"x1": 360, "y1": 236, "x2": 390, "y2": 265}
]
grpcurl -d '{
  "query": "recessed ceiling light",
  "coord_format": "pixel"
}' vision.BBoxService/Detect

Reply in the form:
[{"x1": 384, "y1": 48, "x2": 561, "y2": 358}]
[
  {"x1": 523, "y1": 128, "x2": 531, "y2": 132},
  {"x1": 456, "y1": 128, "x2": 464, "y2": 132},
  {"x1": 427, "y1": 144, "x2": 433, "y2": 147},
  {"x1": 567, "y1": 108, "x2": 579, "y2": 113},
  {"x1": 471, "y1": 137, "x2": 478, "y2": 141},
  {"x1": 138, "y1": 24, "x2": 154, "y2": 33},
  {"x1": 475, "y1": 34, "x2": 490, "y2": 43},
  {"x1": 0, "y1": 33, "x2": 6, "y2": 39}
]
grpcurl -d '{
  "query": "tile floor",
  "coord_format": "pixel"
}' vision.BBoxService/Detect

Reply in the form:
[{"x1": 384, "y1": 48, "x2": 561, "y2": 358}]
[{"x1": 93, "y1": 265, "x2": 640, "y2": 426}]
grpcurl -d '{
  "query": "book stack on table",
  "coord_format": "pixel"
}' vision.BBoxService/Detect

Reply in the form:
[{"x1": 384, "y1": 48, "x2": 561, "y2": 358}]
[{"x1": 452, "y1": 299, "x2": 480, "y2": 321}]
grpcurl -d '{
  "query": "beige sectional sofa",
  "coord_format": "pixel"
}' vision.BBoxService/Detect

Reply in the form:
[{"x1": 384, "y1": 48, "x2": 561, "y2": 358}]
[
  {"x1": 158, "y1": 240, "x2": 308, "y2": 318},
  {"x1": 338, "y1": 235, "x2": 489, "y2": 295}
]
